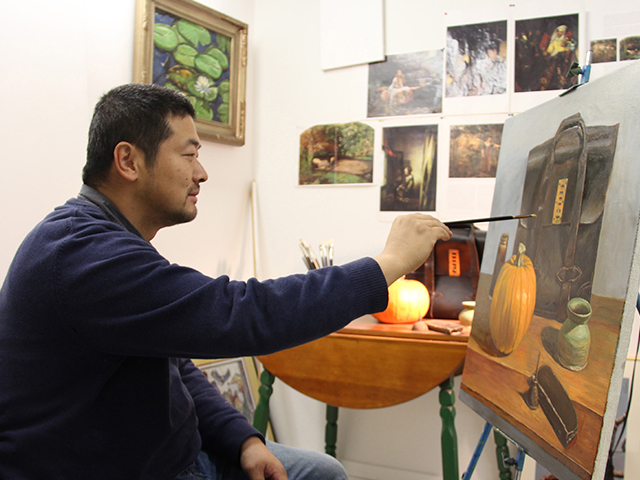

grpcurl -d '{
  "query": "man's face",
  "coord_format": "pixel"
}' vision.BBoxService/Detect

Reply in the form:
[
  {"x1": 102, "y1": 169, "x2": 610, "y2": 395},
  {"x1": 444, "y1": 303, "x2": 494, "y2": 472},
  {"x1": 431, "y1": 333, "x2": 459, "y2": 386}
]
[{"x1": 136, "y1": 114, "x2": 208, "y2": 231}]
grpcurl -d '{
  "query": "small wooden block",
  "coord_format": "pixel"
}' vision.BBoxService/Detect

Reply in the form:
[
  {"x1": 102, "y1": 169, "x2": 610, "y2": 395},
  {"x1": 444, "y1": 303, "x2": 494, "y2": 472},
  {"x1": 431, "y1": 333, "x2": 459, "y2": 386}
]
[{"x1": 423, "y1": 320, "x2": 464, "y2": 334}]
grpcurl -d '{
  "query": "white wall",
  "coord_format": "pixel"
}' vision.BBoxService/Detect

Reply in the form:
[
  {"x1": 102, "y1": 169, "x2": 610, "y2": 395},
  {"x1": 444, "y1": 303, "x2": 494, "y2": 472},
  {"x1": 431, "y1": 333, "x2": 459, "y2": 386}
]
[{"x1": 1, "y1": 1, "x2": 638, "y2": 479}]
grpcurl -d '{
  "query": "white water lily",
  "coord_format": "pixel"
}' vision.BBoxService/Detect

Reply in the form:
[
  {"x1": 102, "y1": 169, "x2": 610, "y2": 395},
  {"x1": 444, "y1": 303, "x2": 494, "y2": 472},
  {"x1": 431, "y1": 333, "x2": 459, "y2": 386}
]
[{"x1": 194, "y1": 76, "x2": 214, "y2": 95}]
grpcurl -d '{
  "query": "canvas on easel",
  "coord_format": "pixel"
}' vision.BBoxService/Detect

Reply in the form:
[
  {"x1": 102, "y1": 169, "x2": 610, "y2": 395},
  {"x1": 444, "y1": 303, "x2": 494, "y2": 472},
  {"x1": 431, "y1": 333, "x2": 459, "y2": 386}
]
[{"x1": 460, "y1": 60, "x2": 640, "y2": 480}]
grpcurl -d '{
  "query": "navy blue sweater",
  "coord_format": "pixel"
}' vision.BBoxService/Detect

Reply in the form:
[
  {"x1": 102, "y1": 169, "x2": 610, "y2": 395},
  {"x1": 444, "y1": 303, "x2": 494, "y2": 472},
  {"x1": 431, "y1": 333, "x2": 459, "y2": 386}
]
[{"x1": 0, "y1": 193, "x2": 388, "y2": 479}]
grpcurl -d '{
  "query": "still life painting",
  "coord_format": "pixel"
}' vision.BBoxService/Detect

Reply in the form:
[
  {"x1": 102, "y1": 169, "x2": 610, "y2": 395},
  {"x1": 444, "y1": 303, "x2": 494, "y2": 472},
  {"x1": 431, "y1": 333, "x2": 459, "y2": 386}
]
[{"x1": 460, "y1": 60, "x2": 640, "y2": 480}]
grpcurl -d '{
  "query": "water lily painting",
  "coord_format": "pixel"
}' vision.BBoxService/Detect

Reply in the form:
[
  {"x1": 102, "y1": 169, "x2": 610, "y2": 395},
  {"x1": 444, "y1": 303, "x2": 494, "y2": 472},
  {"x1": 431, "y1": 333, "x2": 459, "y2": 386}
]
[{"x1": 134, "y1": 0, "x2": 248, "y2": 145}]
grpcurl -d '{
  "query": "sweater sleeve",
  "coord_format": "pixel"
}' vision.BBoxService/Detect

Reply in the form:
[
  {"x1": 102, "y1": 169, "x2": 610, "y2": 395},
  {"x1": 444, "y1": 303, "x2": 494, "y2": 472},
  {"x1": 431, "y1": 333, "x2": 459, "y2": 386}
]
[
  {"x1": 55, "y1": 220, "x2": 389, "y2": 359},
  {"x1": 177, "y1": 358, "x2": 263, "y2": 462}
]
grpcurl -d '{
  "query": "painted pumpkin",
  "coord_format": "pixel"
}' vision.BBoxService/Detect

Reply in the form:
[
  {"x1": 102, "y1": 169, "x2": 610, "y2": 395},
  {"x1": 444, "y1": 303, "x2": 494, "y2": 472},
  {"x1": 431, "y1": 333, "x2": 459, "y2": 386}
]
[
  {"x1": 489, "y1": 243, "x2": 537, "y2": 355},
  {"x1": 373, "y1": 276, "x2": 430, "y2": 324}
]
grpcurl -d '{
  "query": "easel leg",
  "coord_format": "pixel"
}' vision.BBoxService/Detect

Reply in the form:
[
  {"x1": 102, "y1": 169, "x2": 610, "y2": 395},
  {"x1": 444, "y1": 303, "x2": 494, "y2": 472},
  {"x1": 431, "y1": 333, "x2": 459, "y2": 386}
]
[
  {"x1": 462, "y1": 422, "x2": 492, "y2": 480},
  {"x1": 463, "y1": 422, "x2": 526, "y2": 480},
  {"x1": 325, "y1": 405, "x2": 339, "y2": 457},
  {"x1": 253, "y1": 368, "x2": 275, "y2": 436},
  {"x1": 494, "y1": 429, "x2": 513, "y2": 480},
  {"x1": 439, "y1": 375, "x2": 459, "y2": 480}
]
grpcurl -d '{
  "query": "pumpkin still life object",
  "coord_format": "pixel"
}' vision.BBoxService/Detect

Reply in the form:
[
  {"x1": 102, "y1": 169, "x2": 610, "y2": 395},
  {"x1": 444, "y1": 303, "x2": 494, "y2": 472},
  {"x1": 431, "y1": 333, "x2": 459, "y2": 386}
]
[
  {"x1": 373, "y1": 276, "x2": 430, "y2": 324},
  {"x1": 489, "y1": 243, "x2": 537, "y2": 355}
]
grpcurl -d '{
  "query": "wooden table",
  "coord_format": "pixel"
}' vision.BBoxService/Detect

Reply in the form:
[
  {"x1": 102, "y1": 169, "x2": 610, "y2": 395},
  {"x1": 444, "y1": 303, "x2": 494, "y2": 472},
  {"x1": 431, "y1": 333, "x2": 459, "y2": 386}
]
[{"x1": 253, "y1": 316, "x2": 470, "y2": 480}]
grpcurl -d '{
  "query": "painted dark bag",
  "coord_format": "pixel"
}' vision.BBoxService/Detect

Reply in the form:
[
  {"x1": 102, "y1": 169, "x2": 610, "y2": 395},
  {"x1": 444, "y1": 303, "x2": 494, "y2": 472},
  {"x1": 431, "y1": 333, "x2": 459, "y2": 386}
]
[
  {"x1": 408, "y1": 225, "x2": 485, "y2": 319},
  {"x1": 513, "y1": 113, "x2": 619, "y2": 322}
]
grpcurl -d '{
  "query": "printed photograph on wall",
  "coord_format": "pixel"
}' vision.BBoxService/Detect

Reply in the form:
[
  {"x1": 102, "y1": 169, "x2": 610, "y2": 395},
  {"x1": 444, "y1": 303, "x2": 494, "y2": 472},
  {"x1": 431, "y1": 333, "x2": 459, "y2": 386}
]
[
  {"x1": 620, "y1": 36, "x2": 640, "y2": 61},
  {"x1": 196, "y1": 358, "x2": 257, "y2": 423},
  {"x1": 590, "y1": 39, "x2": 617, "y2": 63},
  {"x1": 299, "y1": 122, "x2": 374, "y2": 185},
  {"x1": 380, "y1": 125, "x2": 437, "y2": 212},
  {"x1": 449, "y1": 123, "x2": 504, "y2": 178},
  {"x1": 367, "y1": 50, "x2": 443, "y2": 117},
  {"x1": 515, "y1": 14, "x2": 579, "y2": 92},
  {"x1": 446, "y1": 20, "x2": 508, "y2": 97},
  {"x1": 460, "y1": 60, "x2": 640, "y2": 480}
]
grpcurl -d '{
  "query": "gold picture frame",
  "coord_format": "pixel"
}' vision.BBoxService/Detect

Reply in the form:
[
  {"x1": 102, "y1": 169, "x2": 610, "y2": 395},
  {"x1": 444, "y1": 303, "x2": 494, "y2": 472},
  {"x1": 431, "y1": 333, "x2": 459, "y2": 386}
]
[
  {"x1": 133, "y1": 0, "x2": 247, "y2": 146},
  {"x1": 192, "y1": 357, "x2": 274, "y2": 441}
]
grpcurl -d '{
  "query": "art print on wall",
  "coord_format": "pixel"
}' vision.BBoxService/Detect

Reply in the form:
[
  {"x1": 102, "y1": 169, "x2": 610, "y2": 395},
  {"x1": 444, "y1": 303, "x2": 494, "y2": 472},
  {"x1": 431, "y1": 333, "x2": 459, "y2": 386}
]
[
  {"x1": 380, "y1": 125, "x2": 437, "y2": 212},
  {"x1": 133, "y1": 0, "x2": 248, "y2": 145},
  {"x1": 515, "y1": 14, "x2": 579, "y2": 92},
  {"x1": 460, "y1": 60, "x2": 640, "y2": 480},
  {"x1": 367, "y1": 50, "x2": 443, "y2": 117},
  {"x1": 446, "y1": 21, "x2": 508, "y2": 97},
  {"x1": 620, "y1": 36, "x2": 640, "y2": 61},
  {"x1": 590, "y1": 39, "x2": 617, "y2": 64},
  {"x1": 449, "y1": 123, "x2": 504, "y2": 178},
  {"x1": 299, "y1": 122, "x2": 374, "y2": 185}
]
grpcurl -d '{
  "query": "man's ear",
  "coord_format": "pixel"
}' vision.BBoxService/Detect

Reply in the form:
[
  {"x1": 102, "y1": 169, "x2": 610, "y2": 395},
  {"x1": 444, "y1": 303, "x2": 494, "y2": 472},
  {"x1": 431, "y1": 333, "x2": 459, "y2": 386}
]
[{"x1": 113, "y1": 142, "x2": 144, "y2": 182}]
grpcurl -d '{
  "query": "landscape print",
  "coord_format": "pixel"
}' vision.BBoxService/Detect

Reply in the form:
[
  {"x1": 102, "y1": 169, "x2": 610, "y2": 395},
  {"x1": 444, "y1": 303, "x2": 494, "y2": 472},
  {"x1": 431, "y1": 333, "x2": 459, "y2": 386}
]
[
  {"x1": 368, "y1": 50, "x2": 443, "y2": 117},
  {"x1": 299, "y1": 122, "x2": 374, "y2": 185}
]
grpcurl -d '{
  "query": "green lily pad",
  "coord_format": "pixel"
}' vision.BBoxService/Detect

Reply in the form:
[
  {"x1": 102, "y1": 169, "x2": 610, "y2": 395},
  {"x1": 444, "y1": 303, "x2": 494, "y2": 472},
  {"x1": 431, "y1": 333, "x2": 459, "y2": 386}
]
[
  {"x1": 154, "y1": 23, "x2": 179, "y2": 52},
  {"x1": 174, "y1": 44, "x2": 198, "y2": 67},
  {"x1": 216, "y1": 33, "x2": 231, "y2": 53},
  {"x1": 218, "y1": 80, "x2": 230, "y2": 93},
  {"x1": 218, "y1": 103, "x2": 229, "y2": 124},
  {"x1": 195, "y1": 99, "x2": 214, "y2": 121},
  {"x1": 172, "y1": 25, "x2": 190, "y2": 45},
  {"x1": 203, "y1": 47, "x2": 229, "y2": 70},
  {"x1": 177, "y1": 19, "x2": 211, "y2": 48},
  {"x1": 195, "y1": 54, "x2": 222, "y2": 79},
  {"x1": 167, "y1": 65, "x2": 197, "y2": 87}
]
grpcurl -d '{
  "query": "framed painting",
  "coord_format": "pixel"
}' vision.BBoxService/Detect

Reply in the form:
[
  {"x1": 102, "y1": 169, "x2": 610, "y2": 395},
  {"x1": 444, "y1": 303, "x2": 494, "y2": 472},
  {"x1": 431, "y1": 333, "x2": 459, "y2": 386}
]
[
  {"x1": 193, "y1": 357, "x2": 274, "y2": 440},
  {"x1": 133, "y1": 0, "x2": 248, "y2": 146},
  {"x1": 460, "y1": 60, "x2": 640, "y2": 480}
]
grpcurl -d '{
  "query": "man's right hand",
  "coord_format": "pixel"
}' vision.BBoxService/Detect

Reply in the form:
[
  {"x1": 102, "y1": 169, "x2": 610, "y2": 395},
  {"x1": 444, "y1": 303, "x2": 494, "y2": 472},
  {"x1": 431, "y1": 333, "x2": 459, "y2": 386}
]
[{"x1": 373, "y1": 213, "x2": 452, "y2": 286}]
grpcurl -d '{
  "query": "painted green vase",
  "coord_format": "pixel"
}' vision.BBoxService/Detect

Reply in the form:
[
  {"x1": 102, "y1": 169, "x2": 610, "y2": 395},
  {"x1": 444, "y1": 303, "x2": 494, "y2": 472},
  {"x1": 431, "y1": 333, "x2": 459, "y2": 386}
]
[{"x1": 557, "y1": 297, "x2": 592, "y2": 371}]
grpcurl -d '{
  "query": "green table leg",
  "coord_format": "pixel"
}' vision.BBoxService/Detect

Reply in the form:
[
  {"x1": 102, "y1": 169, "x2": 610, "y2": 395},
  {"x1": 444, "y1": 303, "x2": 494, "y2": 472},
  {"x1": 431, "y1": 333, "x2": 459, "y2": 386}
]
[
  {"x1": 439, "y1": 375, "x2": 459, "y2": 480},
  {"x1": 325, "y1": 405, "x2": 339, "y2": 457},
  {"x1": 494, "y1": 430, "x2": 513, "y2": 480},
  {"x1": 253, "y1": 368, "x2": 275, "y2": 436}
]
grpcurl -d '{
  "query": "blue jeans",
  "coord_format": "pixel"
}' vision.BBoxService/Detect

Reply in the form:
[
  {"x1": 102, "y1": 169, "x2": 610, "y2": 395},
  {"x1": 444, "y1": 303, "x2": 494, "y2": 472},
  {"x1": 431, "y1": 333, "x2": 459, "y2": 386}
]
[{"x1": 175, "y1": 440, "x2": 348, "y2": 480}]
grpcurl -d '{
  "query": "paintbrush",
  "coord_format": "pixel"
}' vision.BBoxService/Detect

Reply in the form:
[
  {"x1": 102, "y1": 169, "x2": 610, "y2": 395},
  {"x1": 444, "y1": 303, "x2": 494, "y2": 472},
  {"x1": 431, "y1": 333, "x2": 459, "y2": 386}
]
[{"x1": 445, "y1": 214, "x2": 536, "y2": 226}]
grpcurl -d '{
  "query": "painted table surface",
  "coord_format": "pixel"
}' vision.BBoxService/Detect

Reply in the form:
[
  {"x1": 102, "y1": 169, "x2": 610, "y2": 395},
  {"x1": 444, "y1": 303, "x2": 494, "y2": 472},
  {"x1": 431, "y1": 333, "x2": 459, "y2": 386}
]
[
  {"x1": 257, "y1": 316, "x2": 470, "y2": 409},
  {"x1": 462, "y1": 293, "x2": 622, "y2": 480}
]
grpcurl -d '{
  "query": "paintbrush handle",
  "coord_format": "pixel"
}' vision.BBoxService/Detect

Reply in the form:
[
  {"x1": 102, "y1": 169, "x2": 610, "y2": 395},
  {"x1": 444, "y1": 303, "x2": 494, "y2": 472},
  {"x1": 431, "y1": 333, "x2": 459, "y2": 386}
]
[{"x1": 445, "y1": 214, "x2": 535, "y2": 226}]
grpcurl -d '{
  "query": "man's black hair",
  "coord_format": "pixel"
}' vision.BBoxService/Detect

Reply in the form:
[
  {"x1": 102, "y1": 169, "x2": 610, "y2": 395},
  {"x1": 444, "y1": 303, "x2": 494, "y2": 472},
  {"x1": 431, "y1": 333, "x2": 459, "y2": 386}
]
[{"x1": 83, "y1": 83, "x2": 196, "y2": 187}]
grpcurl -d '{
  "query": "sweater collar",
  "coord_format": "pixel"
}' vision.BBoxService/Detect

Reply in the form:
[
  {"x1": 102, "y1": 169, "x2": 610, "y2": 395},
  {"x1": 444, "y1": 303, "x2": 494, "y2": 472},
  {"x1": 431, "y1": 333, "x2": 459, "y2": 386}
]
[{"x1": 77, "y1": 185, "x2": 145, "y2": 240}]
